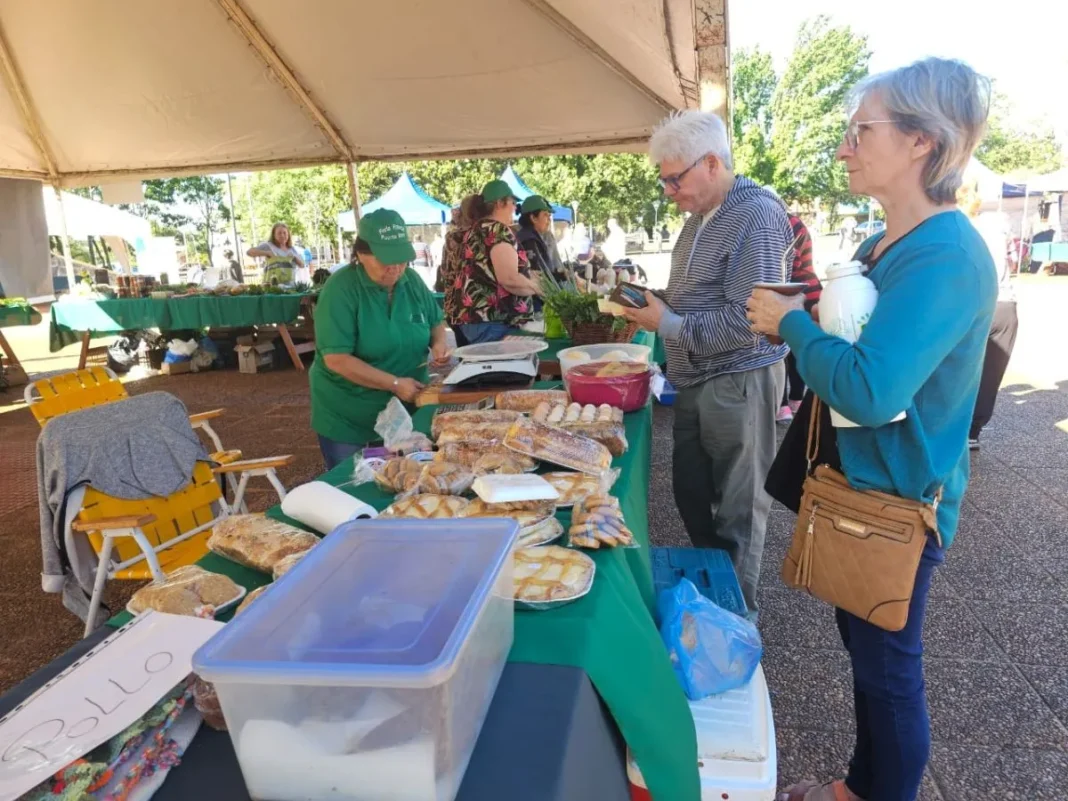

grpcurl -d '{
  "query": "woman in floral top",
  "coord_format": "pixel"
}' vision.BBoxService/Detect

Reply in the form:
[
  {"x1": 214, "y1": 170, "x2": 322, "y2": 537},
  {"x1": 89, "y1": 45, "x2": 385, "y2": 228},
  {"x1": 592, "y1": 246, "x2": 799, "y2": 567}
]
[{"x1": 446, "y1": 179, "x2": 542, "y2": 344}]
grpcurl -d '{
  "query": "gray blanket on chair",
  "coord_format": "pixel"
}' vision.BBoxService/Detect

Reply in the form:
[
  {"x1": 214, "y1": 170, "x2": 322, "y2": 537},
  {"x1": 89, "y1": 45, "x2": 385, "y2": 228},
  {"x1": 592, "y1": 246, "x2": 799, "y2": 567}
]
[{"x1": 36, "y1": 391, "x2": 208, "y2": 625}]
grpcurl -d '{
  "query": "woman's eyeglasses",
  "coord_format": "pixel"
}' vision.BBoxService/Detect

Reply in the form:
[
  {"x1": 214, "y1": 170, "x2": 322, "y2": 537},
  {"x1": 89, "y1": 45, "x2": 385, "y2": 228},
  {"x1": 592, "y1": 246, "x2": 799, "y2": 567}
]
[
  {"x1": 658, "y1": 155, "x2": 708, "y2": 192},
  {"x1": 843, "y1": 119, "x2": 896, "y2": 150}
]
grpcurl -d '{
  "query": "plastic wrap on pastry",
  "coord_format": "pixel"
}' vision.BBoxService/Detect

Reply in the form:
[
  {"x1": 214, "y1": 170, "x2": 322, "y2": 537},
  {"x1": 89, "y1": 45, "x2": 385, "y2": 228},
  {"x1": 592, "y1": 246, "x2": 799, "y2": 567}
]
[
  {"x1": 494, "y1": 389, "x2": 570, "y2": 412},
  {"x1": 272, "y1": 550, "x2": 310, "y2": 580},
  {"x1": 373, "y1": 457, "x2": 424, "y2": 493},
  {"x1": 567, "y1": 493, "x2": 636, "y2": 549},
  {"x1": 558, "y1": 421, "x2": 628, "y2": 457},
  {"x1": 379, "y1": 494, "x2": 470, "y2": 519},
  {"x1": 396, "y1": 462, "x2": 475, "y2": 499},
  {"x1": 128, "y1": 565, "x2": 243, "y2": 616},
  {"x1": 235, "y1": 584, "x2": 269, "y2": 614},
  {"x1": 430, "y1": 409, "x2": 522, "y2": 439},
  {"x1": 193, "y1": 676, "x2": 227, "y2": 731},
  {"x1": 435, "y1": 421, "x2": 515, "y2": 445},
  {"x1": 471, "y1": 451, "x2": 530, "y2": 475},
  {"x1": 435, "y1": 443, "x2": 538, "y2": 473},
  {"x1": 513, "y1": 545, "x2": 595, "y2": 607},
  {"x1": 208, "y1": 513, "x2": 320, "y2": 573},
  {"x1": 460, "y1": 497, "x2": 556, "y2": 530},
  {"x1": 541, "y1": 472, "x2": 606, "y2": 507},
  {"x1": 503, "y1": 418, "x2": 612, "y2": 474},
  {"x1": 516, "y1": 517, "x2": 564, "y2": 548}
]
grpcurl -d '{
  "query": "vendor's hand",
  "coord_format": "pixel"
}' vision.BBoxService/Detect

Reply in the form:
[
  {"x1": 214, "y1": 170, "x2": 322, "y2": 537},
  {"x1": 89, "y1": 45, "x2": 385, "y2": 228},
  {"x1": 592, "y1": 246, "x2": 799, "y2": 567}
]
[
  {"x1": 429, "y1": 341, "x2": 452, "y2": 368},
  {"x1": 746, "y1": 288, "x2": 805, "y2": 337},
  {"x1": 622, "y1": 291, "x2": 666, "y2": 332},
  {"x1": 391, "y1": 377, "x2": 425, "y2": 403},
  {"x1": 810, "y1": 303, "x2": 820, "y2": 324}
]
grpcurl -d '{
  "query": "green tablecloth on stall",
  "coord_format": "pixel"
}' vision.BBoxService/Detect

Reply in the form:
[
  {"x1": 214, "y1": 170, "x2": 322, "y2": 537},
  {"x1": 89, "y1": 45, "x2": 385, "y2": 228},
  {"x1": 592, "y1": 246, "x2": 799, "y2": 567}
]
[
  {"x1": 108, "y1": 393, "x2": 699, "y2": 800},
  {"x1": 49, "y1": 294, "x2": 312, "y2": 351},
  {"x1": 0, "y1": 301, "x2": 41, "y2": 328}
]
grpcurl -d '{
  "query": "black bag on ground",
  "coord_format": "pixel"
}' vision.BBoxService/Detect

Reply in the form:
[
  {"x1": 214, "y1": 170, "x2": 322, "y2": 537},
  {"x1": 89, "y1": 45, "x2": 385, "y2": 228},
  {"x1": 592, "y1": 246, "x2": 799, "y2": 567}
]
[{"x1": 764, "y1": 390, "x2": 841, "y2": 514}]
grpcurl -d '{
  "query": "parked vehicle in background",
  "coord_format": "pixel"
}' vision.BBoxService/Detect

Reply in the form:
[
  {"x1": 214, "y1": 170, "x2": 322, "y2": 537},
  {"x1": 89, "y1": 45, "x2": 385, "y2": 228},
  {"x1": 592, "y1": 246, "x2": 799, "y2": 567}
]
[{"x1": 852, "y1": 220, "x2": 886, "y2": 243}]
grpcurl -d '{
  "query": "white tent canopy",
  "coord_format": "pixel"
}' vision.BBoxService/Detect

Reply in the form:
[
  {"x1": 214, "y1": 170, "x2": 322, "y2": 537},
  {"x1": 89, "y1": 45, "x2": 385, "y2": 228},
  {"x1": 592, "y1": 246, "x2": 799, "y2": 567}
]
[
  {"x1": 42, "y1": 189, "x2": 150, "y2": 245},
  {"x1": 0, "y1": 0, "x2": 702, "y2": 187}
]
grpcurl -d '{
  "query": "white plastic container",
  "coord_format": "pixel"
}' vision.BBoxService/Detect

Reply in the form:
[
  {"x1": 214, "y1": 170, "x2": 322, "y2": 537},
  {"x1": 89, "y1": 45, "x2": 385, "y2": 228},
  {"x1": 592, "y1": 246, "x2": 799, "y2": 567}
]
[
  {"x1": 472, "y1": 473, "x2": 559, "y2": 503},
  {"x1": 626, "y1": 665, "x2": 777, "y2": 801},
  {"x1": 819, "y1": 261, "x2": 904, "y2": 428},
  {"x1": 193, "y1": 519, "x2": 518, "y2": 801},
  {"x1": 557, "y1": 342, "x2": 651, "y2": 376}
]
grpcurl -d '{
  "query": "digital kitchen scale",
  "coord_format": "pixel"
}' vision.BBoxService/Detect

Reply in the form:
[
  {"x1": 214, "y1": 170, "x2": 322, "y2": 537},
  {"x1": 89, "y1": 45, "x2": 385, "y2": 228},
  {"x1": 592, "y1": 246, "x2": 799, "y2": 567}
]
[{"x1": 443, "y1": 339, "x2": 548, "y2": 388}]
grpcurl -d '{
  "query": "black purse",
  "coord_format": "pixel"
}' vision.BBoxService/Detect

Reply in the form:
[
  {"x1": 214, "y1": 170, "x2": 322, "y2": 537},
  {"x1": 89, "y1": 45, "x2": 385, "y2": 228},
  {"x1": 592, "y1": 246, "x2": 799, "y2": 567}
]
[{"x1": 764, "y1": 390, "x2": 841, "y2": 513}]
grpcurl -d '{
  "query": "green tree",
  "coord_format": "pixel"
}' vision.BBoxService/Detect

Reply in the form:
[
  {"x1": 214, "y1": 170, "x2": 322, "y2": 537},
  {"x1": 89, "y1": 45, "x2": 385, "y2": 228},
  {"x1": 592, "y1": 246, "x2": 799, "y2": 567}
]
[
  {"x1": 976, "y1": 91, "x2": 1063, "y2": 175},
  {"x1": 769, "y1": 16, "x2": 871, "y2": 208},
  {"x1": 731, "y1": 47, "x2": 777, "y2": 185}
]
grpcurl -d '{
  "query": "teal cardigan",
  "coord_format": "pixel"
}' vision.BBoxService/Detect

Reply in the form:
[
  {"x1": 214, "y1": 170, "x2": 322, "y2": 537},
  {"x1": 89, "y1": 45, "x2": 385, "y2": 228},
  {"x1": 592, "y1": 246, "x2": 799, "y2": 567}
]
[{"x1": 779, "y1": 210, "x2": 996, "y2": 547}]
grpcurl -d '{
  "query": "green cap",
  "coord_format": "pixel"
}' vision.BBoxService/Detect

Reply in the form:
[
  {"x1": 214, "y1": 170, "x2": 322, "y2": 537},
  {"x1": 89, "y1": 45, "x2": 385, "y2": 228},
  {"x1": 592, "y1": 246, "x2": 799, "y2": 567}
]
[
  {"x1": 481, "y1": 179, "x2": 518, "y2": 204},
  {"x1": 357, "y1": 208, "x2": 416, "y2": 265},
  {"x1": 520, "y1": 195, "x2": 552, "y2": 215}
]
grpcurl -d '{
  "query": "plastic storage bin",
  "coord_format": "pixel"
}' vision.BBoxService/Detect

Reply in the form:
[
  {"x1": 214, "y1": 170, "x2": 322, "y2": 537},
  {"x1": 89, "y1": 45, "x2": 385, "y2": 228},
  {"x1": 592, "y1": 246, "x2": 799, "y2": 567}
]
[
  {"x1": 651, "y1": 547, "x2": 747, "y2": 617},
  {"x1": 557, "y1": 342, "x2": 650, "y2": 376},
  {"x1": 193, "y1": 518, "x2": 518, "y2": 801},
  {"x1": 627, "y1": 665, "x2": 777, "y2": 801}
]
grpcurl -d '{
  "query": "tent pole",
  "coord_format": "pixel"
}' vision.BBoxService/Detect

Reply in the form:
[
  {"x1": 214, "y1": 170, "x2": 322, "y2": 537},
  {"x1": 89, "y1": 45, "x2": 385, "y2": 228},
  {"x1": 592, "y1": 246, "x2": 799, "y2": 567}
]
[
  {"x1": 53, "y1": 186, "x2": 76, "y2": 290},
  {"x1": 1018, "y1": 183, "x2": 1028, "y2": 269},
  {"x1": 226, "y1": 173, "x2": 241, "y2": 261},
  {"x1": 347, "y1": 163, "x2": 362, "y2": 223}
]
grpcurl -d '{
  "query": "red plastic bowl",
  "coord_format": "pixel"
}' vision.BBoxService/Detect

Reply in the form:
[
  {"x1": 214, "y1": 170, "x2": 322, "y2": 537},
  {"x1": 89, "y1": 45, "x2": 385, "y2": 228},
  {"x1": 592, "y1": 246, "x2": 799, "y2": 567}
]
[{"x1": 564, "y1": 361, "x2": 652, "y2": 412}]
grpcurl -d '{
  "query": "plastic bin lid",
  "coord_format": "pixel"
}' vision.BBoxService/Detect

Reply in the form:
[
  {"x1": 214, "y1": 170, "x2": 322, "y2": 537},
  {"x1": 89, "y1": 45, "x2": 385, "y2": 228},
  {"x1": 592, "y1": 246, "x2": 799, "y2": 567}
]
[{"x1": 193, "y1": 519, "x2": 517, "y2": 688}]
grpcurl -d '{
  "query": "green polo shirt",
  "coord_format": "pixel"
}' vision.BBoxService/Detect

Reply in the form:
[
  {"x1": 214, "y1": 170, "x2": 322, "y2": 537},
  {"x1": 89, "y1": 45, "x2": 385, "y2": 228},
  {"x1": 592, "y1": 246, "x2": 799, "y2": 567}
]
[{"x1": 310, "y1": 263, "x2": 443, "y2": 444}]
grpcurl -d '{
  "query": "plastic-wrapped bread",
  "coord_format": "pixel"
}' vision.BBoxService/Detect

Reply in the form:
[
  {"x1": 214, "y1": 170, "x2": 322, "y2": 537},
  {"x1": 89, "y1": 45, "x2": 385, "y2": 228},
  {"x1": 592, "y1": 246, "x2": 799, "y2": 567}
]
[
  {"x1": 568, "y1": 493, "x2": 635, "y2": 549},
  {"x1": 513, "y1": 546, "x2": 595, "y2": 606},
  {"x1": 373, "y1": 457, "x2": 424, "y2": 493},
  {"x1": 128, "y1": 565, "x2": 243, "y2": 616},
  {"x1": 532, "y1": 401, "x2": 552, "y2": 424},
  {"x1": 435, "y1": 421, "x2": 515, "y2": 445},
  {"x1": 272, "y1": 550, "x2": 309, "y2": 580},
  {"x1": 379, "y1": 494, "x2": 470, "y2": 519},
  {"x1": 408, "y1": 462, "x2": 475, "y2": 496},
  {"x1": 434, "y1": 443, "x2": 537, "y2": 473},
  {"x1": 471, "y1": 451, "x2": 530, "y2": 476},
  {"x1": 494, "y1": 389, "x2": 570, "y2": 412},
  {"x1": 564, "y1": 402, "x2": 582, "y2": 424},
  {"x1": 541, "y1": 472, "x2": 604, "y2": 507},
  {"x1": 460, "y1": 497, "x2": 556, "y2": 530},
  {"x1": 560, "y1": 421, "x2": 629, "y2": 457},
  {"x1": 208, "y1": 514, "x2": 320, "y2": 574},
  {"x1": 503, "y1": 418, "x2": 612, "y2": 474},
  {"x1": 193, "y1": 677, "x2": 227, "y2": 731},
  {"x1": 430, "y1": 409, "x2": 521, "y2": 439}
]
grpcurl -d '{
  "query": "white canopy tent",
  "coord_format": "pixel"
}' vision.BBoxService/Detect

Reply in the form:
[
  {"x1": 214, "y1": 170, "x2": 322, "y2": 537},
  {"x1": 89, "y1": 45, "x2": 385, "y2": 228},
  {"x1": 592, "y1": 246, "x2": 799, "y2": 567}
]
[
  {"x1": 0, "y1": 0, "x2": 704, "y2": 185},
  {"x1": 42, "y1": 189, "x2": 150, "y2": 246}
]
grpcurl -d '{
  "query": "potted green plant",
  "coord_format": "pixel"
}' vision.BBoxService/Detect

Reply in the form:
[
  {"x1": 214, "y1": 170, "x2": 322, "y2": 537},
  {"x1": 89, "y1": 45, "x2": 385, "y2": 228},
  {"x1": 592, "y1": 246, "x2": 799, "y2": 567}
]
[{"x1": 539, "y1": 275, "x2": 636, "y2": 346}]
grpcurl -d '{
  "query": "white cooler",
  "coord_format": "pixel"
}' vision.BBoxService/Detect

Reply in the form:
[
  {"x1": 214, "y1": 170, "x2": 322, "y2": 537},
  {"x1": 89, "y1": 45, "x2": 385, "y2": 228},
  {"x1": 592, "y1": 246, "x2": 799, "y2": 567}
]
[{"x1": 627, "y1": 664, "x2": 777, "y2": 801}]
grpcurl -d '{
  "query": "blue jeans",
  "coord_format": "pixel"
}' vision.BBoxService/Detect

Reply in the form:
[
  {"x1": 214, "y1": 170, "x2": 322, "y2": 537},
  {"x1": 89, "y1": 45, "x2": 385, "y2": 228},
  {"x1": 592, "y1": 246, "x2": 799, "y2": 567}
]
[
  {"x1": 457, "y1": 322, "x2": 516, "y2": 344},
  {"x1": 837, "y1": 537, "x2": 945, "y2": 801},
  {"x1": 317, "y1": 435, "x2": 361, "y2": 471}
]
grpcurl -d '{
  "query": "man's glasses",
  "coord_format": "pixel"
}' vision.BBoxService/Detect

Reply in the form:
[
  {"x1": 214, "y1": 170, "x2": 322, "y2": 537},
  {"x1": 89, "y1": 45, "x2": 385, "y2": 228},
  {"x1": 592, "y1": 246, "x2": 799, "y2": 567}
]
[
  {"x1": 658, "y1": 154, "x2": 709, "y2": 192},
  {"x1": 843, "y1": 119, "x2": 896, "y2": 150}
]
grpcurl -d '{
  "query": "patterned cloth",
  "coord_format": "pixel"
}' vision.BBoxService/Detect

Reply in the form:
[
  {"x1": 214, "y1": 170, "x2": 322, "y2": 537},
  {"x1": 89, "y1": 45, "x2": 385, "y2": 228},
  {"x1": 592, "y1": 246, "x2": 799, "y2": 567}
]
[
  {"x1": 787, "y1": 214, "x2": 822, "y2": 311},
  {"x1": 438, "y1": 226, "x2": 466, "y2": 322},
  {"x1": 447, "y1": 219, "x2": 534, "y2": 326}
]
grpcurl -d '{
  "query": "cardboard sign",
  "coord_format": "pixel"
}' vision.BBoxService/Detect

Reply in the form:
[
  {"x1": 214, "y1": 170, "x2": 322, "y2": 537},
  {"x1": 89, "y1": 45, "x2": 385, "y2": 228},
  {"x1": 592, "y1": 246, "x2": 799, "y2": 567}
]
[{"x1": 0, "y1": 612, "x2": 223, "y2": 801}]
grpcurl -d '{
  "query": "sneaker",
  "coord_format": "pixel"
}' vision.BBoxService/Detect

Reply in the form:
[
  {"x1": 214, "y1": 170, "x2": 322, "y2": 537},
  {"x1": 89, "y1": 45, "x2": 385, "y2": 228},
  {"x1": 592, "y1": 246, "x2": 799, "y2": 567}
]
[
  {"x1": 788, "y1": 400, "x2": 802, "y2": 414},
  {"x1": 968, "y1": 437, "x2": 980, "y2": 451},
  {"x1": 776, "y1": 405, "x2": 794, "y2": 423}
]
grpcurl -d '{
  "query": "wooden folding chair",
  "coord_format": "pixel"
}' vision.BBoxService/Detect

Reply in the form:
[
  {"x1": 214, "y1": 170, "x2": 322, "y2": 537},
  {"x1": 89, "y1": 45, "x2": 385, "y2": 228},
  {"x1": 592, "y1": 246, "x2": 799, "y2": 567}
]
[{"x1": 71, "y1": 456, "x2": 293, "y2": 637}]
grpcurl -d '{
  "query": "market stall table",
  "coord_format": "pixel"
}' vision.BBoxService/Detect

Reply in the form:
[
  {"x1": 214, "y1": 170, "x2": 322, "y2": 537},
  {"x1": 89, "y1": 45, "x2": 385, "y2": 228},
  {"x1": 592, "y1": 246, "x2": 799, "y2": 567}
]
[
  {"x1": 102, "y1": 390, "x2": 700, "y2": 800},
  {"x1": 49, "y1": 294, "x2": 315, "y2": 371},
  {"x1": 0, "y1": 300, "x2": 43, "y2": 386}
]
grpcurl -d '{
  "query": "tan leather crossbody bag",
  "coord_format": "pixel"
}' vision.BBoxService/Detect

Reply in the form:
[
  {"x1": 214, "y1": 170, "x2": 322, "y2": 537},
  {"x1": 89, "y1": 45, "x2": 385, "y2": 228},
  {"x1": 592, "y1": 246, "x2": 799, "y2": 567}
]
[{"x1": 781, "y1": 398, "x2": 941, "y2": 632}]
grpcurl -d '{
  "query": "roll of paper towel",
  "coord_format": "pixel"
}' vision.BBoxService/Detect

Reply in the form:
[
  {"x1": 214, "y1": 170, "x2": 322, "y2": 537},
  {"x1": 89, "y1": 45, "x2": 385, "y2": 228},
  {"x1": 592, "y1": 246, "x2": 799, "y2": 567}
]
[{"x1": 281, "y1": 481, "x2": 378, "y2": 534}]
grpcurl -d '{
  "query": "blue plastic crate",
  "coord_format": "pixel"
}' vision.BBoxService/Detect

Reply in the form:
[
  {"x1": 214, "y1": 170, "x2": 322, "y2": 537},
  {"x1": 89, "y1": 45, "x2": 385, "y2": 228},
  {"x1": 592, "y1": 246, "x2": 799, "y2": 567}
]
[
  {"x1": 651, "y1": 547, "x2": 747, "y2": 617},
  {"x1": 655, "y1": 379, "x2": 677, "y2": 406}
]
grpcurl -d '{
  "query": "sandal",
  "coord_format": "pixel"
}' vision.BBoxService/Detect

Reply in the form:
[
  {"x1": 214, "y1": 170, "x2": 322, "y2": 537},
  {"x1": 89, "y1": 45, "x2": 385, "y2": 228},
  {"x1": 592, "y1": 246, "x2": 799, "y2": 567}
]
[{"x1": 778, "y1": 779, "x2": 860, "y2": 801}]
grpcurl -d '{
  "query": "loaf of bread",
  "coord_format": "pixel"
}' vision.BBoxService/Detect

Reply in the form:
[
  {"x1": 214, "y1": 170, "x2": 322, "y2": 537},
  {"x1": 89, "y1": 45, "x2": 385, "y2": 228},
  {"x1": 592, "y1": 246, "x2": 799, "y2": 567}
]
[
  {"x1": 503, "y1": 418, "x2": 612, "y2": 474},
  {"x1": 435, "y1": 443, "x2": 537, "y2": 472},
  {"x1": 128, "y1": 565, "x2": 242, "y2": 616},
  {"x1": 435, "y1": 421, "x2": 516, "y2": 445},
  {"x1": 208, "y1": 514, "x2": 319, "y2": 574},
  {"x1": 568, "y1": 493, "x2": 635, "y2": 549},
  {"x1": 373, "y1": 457, "x2": 425, "y2": 493},
  {"x1": 494, "y1": 389, "x2": 570, "y2": 412},
  {"x1": 430, "y1": 409, "x2": 522, "y2": 439}
]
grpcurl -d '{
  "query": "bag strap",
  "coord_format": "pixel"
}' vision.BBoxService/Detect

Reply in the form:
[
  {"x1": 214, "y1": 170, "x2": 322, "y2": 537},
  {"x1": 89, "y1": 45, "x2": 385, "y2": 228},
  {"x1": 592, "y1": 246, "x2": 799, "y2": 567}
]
[{"x1": 805, "y1": 396, "x2": 822, "y2": 474}]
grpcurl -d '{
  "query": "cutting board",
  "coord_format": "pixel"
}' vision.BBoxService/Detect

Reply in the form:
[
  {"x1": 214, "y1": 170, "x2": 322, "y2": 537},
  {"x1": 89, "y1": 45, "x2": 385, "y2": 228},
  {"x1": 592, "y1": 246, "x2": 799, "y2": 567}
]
[{"x1": 414, "y1": 379, "x2": 535, "y2": 407}]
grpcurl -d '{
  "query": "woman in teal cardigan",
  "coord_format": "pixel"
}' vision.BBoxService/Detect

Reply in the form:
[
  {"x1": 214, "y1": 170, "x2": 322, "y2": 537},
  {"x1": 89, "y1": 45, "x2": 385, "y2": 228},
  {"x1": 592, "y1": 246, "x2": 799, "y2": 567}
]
[{"x1": 748, "y1": 58, "x2": 995, "y2": 801}]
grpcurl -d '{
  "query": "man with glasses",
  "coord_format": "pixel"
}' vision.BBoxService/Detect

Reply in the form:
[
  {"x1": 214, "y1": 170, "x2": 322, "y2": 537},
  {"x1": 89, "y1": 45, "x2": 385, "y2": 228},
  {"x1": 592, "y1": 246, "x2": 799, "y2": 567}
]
[{"x1": 623, "y1": 110, "x2": 790, "y2": 615}]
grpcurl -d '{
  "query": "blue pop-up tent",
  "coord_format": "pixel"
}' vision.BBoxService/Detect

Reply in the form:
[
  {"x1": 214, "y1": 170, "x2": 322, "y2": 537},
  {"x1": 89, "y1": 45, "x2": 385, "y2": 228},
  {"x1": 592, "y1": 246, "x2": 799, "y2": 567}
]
[
  {"x1": 500, "y1": 166, "x2": 573, "y2": 223},
  {"x1": 338, "y1": 172, "x2": 451, "y2": 231}
]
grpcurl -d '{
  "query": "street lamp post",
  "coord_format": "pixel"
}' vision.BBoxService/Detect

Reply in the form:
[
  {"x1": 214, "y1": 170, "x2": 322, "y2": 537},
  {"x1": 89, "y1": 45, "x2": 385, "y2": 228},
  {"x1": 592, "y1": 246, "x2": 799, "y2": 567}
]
[{"x1": 570, "y1": 200, "x2": 579, "y2": 228}]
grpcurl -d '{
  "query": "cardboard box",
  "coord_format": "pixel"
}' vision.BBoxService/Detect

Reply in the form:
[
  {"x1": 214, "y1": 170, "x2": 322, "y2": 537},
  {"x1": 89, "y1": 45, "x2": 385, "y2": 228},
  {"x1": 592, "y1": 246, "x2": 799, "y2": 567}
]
[
  {"x1": 236, "y1": 342, "x2": 275, "y2": 374},
  {"x1": 161, "y1": 360, "x2": 192, "y2": 375}
]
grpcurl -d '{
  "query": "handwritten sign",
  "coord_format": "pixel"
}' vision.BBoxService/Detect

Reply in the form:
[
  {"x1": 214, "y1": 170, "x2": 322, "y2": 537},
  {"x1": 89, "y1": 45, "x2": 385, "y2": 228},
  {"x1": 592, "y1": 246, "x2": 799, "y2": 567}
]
[{"x1": 0, "y1": 612, "x2": 223, "y2": 801}]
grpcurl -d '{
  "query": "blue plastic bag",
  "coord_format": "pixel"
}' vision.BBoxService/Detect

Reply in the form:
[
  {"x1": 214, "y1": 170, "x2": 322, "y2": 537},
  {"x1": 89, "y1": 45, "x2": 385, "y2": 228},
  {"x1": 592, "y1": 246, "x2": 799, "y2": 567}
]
[{"x1": 658, "y1": 578, "x2": 763, "y2": 700}]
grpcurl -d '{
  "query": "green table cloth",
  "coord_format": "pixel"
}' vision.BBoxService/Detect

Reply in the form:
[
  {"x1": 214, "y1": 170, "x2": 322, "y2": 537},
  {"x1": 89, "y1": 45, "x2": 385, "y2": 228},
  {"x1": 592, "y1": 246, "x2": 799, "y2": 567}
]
[
  {"x1": 49, "y1": 294, "x2": 312, "y2": 351},
  {"x1": 0, "y1": 301, "x2": 41, "y2": 328},
  {"x1": 110, "y1": 392, "x2": 699, "y2": 800}
]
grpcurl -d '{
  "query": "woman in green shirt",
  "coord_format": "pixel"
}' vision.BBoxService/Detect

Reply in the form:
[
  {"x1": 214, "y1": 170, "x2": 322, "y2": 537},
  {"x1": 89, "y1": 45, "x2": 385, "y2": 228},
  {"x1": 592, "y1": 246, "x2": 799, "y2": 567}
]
[{"x1": 310, "y1": 208, "x2": 450, "y2": 469}]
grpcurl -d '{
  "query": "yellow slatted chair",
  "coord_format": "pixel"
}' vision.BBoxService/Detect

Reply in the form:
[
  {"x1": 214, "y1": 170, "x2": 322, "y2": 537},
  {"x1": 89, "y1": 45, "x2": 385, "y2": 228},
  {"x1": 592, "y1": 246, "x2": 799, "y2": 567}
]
[
  {"x1": 25, "y1": 367, "x2": 249, "y2": 505},
  {"x1": 71, "y1": 454, "x2": 294, "y2": 637}
]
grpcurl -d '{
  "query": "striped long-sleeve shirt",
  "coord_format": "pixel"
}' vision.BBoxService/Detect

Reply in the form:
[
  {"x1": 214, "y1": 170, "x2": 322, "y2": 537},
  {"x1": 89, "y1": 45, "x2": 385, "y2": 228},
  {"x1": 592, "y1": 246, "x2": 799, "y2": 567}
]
[
  {"x1": 658, "y1": 176, "x2": 790, "y2": 388},
  {"x1": 788, "y1": 214, "x2": 822, "y2": 311}
]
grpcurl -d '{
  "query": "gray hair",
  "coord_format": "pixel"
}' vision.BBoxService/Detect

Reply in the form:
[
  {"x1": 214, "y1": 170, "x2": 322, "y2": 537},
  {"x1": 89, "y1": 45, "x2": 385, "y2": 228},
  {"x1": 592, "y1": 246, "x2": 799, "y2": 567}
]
[
  {"x1": 649, "y1": 110, "x2": 733, "y2": 171},
  {"x1": 850, "y1": 58, "x2": 991, "y2": 204}
]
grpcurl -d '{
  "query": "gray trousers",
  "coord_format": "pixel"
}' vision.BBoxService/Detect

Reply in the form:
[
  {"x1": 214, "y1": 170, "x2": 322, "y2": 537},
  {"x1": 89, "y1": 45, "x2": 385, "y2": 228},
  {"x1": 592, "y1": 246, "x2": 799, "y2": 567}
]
[{"x1": 672, "y1": 361, "x2": 785, "y2": 612}]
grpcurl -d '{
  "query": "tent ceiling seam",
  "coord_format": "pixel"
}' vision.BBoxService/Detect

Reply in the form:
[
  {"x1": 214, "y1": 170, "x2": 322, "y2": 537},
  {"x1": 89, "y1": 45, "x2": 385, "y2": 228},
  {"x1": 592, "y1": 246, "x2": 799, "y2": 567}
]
[
  {"x1": 212, "y1": 0, "x2": 353, "y2": 162},
  {"x1": 517, "y1": 0, "x2": 675, "y2": 112},
  {"x1": 661, "y1": 0, "x2": 690, "y2": 107},
  {"x1": 0, "y1": 18, "x2": 60, "y2": 182}
]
